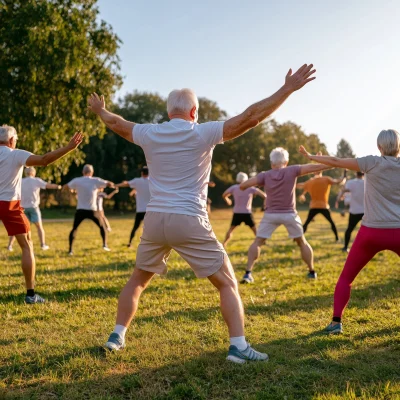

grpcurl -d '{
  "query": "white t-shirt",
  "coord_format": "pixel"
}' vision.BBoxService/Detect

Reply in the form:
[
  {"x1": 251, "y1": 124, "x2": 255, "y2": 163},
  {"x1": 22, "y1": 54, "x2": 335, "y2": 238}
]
[
  {"x1": 0, "y1": 146, "x2": 32, "y2": 201},
  {"x1": 96, "y1": 192, "x2": 107, "y2": 212},
  {"x1": 68, "y1": 176, "x2": 108, "y2": 211},
  {"x1": 21, "y1": 177, "x2": 47, "y2": 208},
  {"x1": 128, "y1": 177, "x2": 150, "y2": 213},
  {"x1": 345, "y1": 178, "x2": 365, "y2": 214},
  {"x1": 133, "y1": 119, "x2": 224, "y2": 218}
]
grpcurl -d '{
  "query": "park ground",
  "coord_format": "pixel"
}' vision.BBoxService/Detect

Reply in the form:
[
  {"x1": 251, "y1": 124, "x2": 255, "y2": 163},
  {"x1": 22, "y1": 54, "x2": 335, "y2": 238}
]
[{"x1": 1, "y1": 210, "x2": 399, "y2": 400}]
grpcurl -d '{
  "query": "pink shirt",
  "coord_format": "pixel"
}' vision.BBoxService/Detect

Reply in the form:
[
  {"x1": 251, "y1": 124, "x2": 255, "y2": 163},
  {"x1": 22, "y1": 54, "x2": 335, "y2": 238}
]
[
  {"x1": 226, "y1": 184, "x2": 258, "y2": 214},
  {"x1": 257, "y1": 165, "x2": 301, "y2": 213}
]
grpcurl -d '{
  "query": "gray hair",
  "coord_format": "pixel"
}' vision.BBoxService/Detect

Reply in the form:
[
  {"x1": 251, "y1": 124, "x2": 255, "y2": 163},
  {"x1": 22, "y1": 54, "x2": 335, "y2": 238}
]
[
  {"x1": 0, "y1": 125, "x2": 17, "y2": 144},
  {"x1": 167, "y1": 89, "x2": 199, "y2": 115},
  {"x1": 82, "y1": 164, "x2": 94, "y2": 175},
  {"x1": 25, "y1": 167, "x2": 36, "y2": 177},
  {"x1": 236, "y1": 172, "x2": 248, "y2": 183},
  {"x1": 377, "y1": 129, "x2": 400, "y2": 157},
  {"x1": 270, "y1": 147, "x2": 289, "y2": 166}
]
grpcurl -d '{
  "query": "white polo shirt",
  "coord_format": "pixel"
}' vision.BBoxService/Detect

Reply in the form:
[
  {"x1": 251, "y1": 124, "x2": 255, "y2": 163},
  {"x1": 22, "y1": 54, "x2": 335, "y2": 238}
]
[
  {"x1": 68, "y1": 176, "x2": 108, "y2": 211},
  {"x1": 345, "y1": 178, "x2": 365, "y2": 215},
  {"x1": 0, "y1": 146, "x2": 32, "y2": 201},
  {"x1": 21, "y1": 177, "x2": 47, "y2": 208},
  {"x1": 133, "y1": 119, "x2": 224, "y2": 218},
  {"x1": 128, "y1": 177, "x2": 150, "y2": 213}
]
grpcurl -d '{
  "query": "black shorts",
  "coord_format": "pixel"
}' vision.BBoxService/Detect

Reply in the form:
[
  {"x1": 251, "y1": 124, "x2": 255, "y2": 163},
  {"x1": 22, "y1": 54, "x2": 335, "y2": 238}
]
[{"x1": 231, "y1": 213, "x2": 255, "y2": 227}]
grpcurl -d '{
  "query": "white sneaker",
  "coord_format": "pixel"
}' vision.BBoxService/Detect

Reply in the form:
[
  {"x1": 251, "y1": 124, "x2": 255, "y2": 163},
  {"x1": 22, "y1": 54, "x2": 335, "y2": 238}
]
[
  {"x1": 68, "y1": 251, "x2": 74, "y2": 256},
  {"x1": 103, "y1": 246, "x2": 111, "y2": 252},
  {"x1": 7, "y1": 246, "x2": 13, "y2": 252},
  {"x1": 41, "y1": 245, "x2": 50, "y2": 251}
]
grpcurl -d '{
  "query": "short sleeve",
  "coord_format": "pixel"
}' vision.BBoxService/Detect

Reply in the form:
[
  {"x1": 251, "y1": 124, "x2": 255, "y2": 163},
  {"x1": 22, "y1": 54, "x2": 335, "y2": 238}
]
[
  {"x1": 36, "y1": 178, "x2": 47, "y2": 190},
  {"x1": 67, "y1": 178, "x2": 78, "y2": 190},
  {"x1": 198, "y1": 121, "x2": 225, "y2": 148},
  {"x1": 133, "y1": 124, "x2": 153, "y2": 148},
  {"x1": 98, "y1": 192, "x2": 107, "y2": 198},
  {"x1": 94, "y1": 178, "x2": 108, "y2": 189},
  {"x1": 357, "y1": 155, "x2": 378, "y2": 173},
  {"x1": 256, "y1": 172, "x2": 266, "y2": 186},
  {"x1": 345, "y1": 180, "x2": 352, "y2": 191},
  {"x1": 327, "y1": 177, "x2": 335, "y2": 184},
  {"x1": 128, "y1": 178, "x2": 137, "y2": 189},
  {"x1": 291, "y1": 165, "x2": 302, "y2": 177},
  {"x1": 13, "y1": 149, "x2": 32, "y2": 167}
]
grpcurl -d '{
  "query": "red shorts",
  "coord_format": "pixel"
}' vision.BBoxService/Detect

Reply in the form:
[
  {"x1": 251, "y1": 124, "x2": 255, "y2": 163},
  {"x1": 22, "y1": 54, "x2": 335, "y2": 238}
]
[{"x1": 0, "y1": 200, "x2": 30, "y2": 236}]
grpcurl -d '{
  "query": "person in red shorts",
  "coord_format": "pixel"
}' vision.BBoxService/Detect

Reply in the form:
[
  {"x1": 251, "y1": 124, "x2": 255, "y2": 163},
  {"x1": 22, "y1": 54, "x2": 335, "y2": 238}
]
[
  {"x1": 299, "y1": 129, "x2": 400, "y2": 334},
  {"x1": 0, "y1": 125, "x2": 83, "y2": 304}
]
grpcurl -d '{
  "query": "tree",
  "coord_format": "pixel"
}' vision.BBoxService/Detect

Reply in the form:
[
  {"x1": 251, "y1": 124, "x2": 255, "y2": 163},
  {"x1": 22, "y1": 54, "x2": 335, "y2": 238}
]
[
  {"x1": 336, "y1": 138, "x2": 356, "y2": 158},
  {"x1": 0, "y1": 0, "x2": 122, "y2": 180}
]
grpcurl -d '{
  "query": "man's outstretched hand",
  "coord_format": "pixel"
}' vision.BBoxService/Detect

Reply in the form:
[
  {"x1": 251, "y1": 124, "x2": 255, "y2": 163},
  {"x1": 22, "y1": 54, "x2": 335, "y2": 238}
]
[
  {"x1": 299, "y1": 145, "x2": 312, "y2": 159},
  {"x1": 284, "y1": 64, "x2": 316, "y2": 92},
  {"x1": 88, "y1": 93, "x2": 106, "y2": 115},
  {"x1": 67, "y1": 132, "x2": 84, "y2": 150}
]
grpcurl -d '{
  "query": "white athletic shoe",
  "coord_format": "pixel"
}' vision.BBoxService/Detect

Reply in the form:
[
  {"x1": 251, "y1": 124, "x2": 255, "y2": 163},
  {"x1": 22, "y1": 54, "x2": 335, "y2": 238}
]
[
  {"x1": 7, "y1": 245, "x2": 13, "y2": 252},
  {"x1": 103, "y1": 246, "x2": 111, "y2": 252},
  {"x1": 68, "y1": 251, "x2": 74, "y2": 256},
  {"x1": 41, "y1": 245, "x2": 50, "y2": 251}
]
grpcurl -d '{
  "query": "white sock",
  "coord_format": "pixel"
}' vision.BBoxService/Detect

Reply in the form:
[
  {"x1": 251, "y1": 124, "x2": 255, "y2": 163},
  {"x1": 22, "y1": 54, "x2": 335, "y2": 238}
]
[
  {"x1": 230, "y1": 336, "x2": 247, "y2": 351},
  {"x1": 113, "y1": 324, "x2": 127, "y2": 339}
]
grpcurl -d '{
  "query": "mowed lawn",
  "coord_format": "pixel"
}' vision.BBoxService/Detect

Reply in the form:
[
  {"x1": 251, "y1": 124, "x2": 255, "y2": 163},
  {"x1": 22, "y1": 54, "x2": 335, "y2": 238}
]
[{"x1": 1, "y1": 210, "x2": 399, "y2": 400}]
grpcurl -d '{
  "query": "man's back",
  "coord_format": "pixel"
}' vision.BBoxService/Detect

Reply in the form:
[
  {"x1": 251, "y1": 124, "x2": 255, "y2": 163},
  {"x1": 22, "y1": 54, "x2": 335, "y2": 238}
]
[
  {"x1": 346, "y1": 178, "x2": 364, "y2": 214},
  {"x1": 128, "y1": 177, "x2": 150, "y2": 213},
  {"x1": 133, "y1": 119, "x2": 224, "y2": 218},
  {"x1": 304, "y1": 176, "x2": 333, "y2": 209},
  {"x1": 68, "y1": 176, "x2": 107, "y2": 211},
  {"x1": 21, "y1": 177, "x2": 47, "y2": 208}
]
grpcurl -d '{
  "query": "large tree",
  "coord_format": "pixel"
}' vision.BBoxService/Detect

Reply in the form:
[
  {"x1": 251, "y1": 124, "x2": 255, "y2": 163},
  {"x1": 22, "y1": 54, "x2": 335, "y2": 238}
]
[
  {"x1": 336, "y1": 138, "x2": 356, "y2": 158},
  {"x1": 0, "y1": 0, "x2": 121, "y2": 180}
]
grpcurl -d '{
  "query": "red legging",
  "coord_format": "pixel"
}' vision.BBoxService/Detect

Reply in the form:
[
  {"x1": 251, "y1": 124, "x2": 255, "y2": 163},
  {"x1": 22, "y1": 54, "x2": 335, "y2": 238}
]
[{"x1": 333, "y1": 226, "x2": 400, "y2": 318}]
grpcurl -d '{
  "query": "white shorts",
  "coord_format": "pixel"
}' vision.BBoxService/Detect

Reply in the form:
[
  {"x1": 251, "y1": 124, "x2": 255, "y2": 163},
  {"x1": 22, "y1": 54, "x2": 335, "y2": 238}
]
[{"x1": 257, "y1": 212, "x2": 304, "y2": 239}]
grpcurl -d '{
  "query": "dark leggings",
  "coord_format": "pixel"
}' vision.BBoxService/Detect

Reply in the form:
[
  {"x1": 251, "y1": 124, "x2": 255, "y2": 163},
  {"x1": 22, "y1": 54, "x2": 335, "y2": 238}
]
[
  {"x1": 303, "y1": 208, "x2": 339, "y2": 240},
  {"x1": 69, "y1": 209, "x2": 107, "y2": 252},
  {"x1": 129, "y1": 212, "x2": 146, "y2": 244},
  {"x1": 344, "y1": 213, "x2": 364, "y2": 249}
]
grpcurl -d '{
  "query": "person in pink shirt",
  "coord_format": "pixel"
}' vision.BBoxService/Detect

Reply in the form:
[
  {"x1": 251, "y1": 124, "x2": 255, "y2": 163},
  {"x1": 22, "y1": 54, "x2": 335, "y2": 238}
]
[{"x1": 222, "y1": 172, "x2": 266, "y2": 247}]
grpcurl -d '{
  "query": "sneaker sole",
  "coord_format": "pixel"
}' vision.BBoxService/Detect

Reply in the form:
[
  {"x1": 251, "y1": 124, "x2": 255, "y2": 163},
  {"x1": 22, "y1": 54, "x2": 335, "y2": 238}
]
[
  {"x1": 104, "y1": 342, "x2": 125, "y2": 351},
  {"x1": 240, "y1": 279, "x2": 254, "y2": 284},
  {"x1": 326, "y1": 329, "x2": 343, "y2": 335},
  {"x1": 226, "y1": 355, "x2": 269, "y2": 364}
]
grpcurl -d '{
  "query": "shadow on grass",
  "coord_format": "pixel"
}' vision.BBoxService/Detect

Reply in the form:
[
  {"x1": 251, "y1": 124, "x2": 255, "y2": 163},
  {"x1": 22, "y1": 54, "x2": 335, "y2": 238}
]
[{"x1": 3, "y1": 328, "x2": 400, "y2": 400}]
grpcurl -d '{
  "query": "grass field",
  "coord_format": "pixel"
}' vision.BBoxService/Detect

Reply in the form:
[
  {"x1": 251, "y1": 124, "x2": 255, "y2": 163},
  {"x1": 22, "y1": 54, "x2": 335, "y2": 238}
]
[{"x1": 1, "y1": 210, "x2": 399, "y2": 400}]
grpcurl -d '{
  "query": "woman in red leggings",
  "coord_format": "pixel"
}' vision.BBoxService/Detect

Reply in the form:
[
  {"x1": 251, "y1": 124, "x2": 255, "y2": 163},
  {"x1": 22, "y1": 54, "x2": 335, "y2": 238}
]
[{"x1": 299, "y1": 129, "x2": 400, "y2": 334}]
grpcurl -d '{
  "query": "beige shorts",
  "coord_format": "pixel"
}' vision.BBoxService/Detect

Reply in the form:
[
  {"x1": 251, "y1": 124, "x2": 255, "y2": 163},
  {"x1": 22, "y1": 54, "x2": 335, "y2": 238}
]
[
  {"x1": 257, "y1": 212, "x2": 304, "y2": 239},
  {"x1": 135, "y1": 212, "x2": 227, "y2": 278}
]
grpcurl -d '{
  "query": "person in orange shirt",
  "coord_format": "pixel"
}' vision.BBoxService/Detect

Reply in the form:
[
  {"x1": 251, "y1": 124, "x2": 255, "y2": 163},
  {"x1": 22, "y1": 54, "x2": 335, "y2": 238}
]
[{"x1": 299, "y1": 170, "x2": 346, "y2": 241}]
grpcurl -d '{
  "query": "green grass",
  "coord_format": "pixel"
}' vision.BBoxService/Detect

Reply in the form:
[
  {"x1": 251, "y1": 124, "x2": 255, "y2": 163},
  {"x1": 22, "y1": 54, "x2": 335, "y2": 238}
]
[{"x1": 1, "y1": 210, "x2": 399, "y2": 400}]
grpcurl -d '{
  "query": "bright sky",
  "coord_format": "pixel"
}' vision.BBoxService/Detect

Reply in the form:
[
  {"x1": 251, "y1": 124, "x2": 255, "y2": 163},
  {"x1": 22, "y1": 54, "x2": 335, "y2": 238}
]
[{"x1": 97, "y1": 0, "x2": 400, "y2": 156}]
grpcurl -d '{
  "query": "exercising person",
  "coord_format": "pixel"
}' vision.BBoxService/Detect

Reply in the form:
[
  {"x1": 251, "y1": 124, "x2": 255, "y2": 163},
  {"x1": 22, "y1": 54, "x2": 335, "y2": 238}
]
[
  {"x1": 116, "y1": 166, "x2": 150, "y2": 247},
  {"x1": 241, "y1": 147, "x2": 331, "y2": 284},
  {"x1": 88, "y1": 63, "x2": 316, "y2": 362},
  {"x1": 335, "y1": 172, "x2": 365, "y2": 252},
  {"x1": 299, "y1": 129, "x2": 400, "y2": 334},
  {"x1": 0, "y1": 125, "x2": 82, "y2": 303},
  {"x1": 300, "y1": 169, "x2": 346, "y2": 241},
  {"x1": 222, "y1": 172, "x2": 266, "y2": 248},
  {"x1": 65, "y1": 164, "x2": 114, "y2": 255},
  {"x1": 8, "y1": 166, "x2": 62, "y2": 251},
  {"x1": 97, "y1": 187, "x2": 119, "y2": 232}
]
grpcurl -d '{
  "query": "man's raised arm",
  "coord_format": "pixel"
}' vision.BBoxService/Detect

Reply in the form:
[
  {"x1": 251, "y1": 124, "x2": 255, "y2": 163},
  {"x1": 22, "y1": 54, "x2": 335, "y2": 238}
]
[
  {"x1": 88, "y1": 93, "x2": 135, "y2": 143},
  {"x1": 223, "y1": 64, "x2": 316, "y2": 141}
]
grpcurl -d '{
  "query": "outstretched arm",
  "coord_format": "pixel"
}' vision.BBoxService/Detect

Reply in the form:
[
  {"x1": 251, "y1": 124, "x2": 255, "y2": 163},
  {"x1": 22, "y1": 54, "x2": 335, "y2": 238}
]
[
  {"x1": 26, "y1": 132, "x2": 83, "y2": 167},
  {"x1": 88, "y1": 94, "x2": 135, "y2": 143},
  {"x1": 240, "y1": 176, "x2": 259, "y2": 190},
  {"x1": 299, "y1": 146, "x2": 360, "y2": 171},
  {"x1": 129, "y1": 189, "x2": 137, "y2": 197},
  {"x1": 298, "y1": 163, "x2": 332, "y2": 176},
  {"x1": 254, "y1": 188, "x2": 266, "y2": 200},
  {"x1": 105, "y1": 188, "x2": 119, "y2": 199},
  {"x1": 223, "y1": 64, "x2": 316, "y2": 141},
  {"x1": 115, "y1": 181, "x2": 130, "y2": 188},
  {"x1": 222, "y1": 190, "x2": 232, "y2": 206},
  {"x1": 46, "y1": 183, "x2": 62, "y2": 190}
]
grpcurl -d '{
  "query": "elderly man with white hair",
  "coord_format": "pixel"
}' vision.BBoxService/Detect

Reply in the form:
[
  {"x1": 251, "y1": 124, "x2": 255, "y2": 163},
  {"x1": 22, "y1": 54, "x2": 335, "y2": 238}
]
[
  {"x1": 88, "y1": 63, "x2": 316, "y2": 363},
  {"x1": 222, "y1": 172, "x2": 266, "y2": 248},
  {"x1": 240, "y1": 147, "x2": 332, "y2": 284},
  {"x1": 0, "y1": 125, "x2": 83, "y2": 303},
  {"x1": 64, "y1": 164, "x2": 115, "y2": 255},
  {"x1": 8, "y1": 166, "x2": 62, "y2": 251}
]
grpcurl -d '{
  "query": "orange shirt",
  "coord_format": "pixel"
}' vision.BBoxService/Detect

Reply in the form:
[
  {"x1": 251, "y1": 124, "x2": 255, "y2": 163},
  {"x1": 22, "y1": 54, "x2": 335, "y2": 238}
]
[{"x1": 303, "y1": 176, "x2": 334, "y2": 209}]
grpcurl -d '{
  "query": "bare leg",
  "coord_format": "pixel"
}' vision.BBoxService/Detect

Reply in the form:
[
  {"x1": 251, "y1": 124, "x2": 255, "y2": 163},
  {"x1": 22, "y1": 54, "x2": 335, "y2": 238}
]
[
  {"x1": 34, "y1": 221, "x2": 46, "y2": 247},
  {"x1": 246, "y1": 237, "x2": 266, "y2": 272},
  {"x1": 8, "y1": 236, "x2": 16, "y2": 249},
  {"x1": 294, "y1": 236, "x2": 314, "y2": 271},
  {"x1": 208, "y1": 256, "x2": 245, "y2": 337},
  {"x1": 15, "y1": 232, "x2": 35, "y2": 290},
  {"x1": 115, "y1": 268, "x2": 155, "y2": 327},
  {"x1": 223, "y1": 226, "x2": 236, "y2": 248},
  {"x1": 250, "y1": 226, "x2": 257, "y2": 236},
  {"x1": 103, "y1": 215, "x2": 111, "y2": 231}
]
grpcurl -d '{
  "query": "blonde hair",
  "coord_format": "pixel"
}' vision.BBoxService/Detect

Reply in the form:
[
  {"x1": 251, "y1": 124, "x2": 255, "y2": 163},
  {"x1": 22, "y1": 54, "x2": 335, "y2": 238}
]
[{"x1": 377, "y1": 129, "x2": 400, "y2": 156}]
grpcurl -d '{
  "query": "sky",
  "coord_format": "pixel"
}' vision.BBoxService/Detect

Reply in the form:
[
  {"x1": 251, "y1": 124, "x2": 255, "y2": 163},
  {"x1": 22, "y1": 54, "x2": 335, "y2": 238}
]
[{"x1": 97, "y1": 0, "x2": 400, "y2": 156}]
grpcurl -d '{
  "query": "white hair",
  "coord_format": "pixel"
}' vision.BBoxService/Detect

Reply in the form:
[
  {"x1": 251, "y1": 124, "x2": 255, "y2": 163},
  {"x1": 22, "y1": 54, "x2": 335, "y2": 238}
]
[
  {"x1": 82, "y1": 164, "x2": 94, "y2": 175},
  {"x1": 236, "y1": 172, "x2": 248, "y2": 183},
  {"x1": 0, "y1": 125, "x2": 17, "y2": 144},
  {"x1": 167, "y1": 89, "x2": 199, "y2": 115},
  {"x1": 25, "y1": 167, "x2": 36, "y2": 177},
  {"x1": 270, "y1": 147, "x2": 289, "y2": 166},
  {"x1": 377, "y1": 129, "x2": 400, "y2": 157}
]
